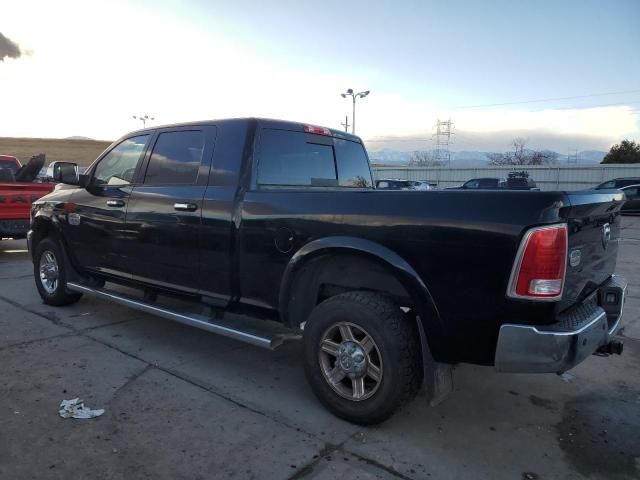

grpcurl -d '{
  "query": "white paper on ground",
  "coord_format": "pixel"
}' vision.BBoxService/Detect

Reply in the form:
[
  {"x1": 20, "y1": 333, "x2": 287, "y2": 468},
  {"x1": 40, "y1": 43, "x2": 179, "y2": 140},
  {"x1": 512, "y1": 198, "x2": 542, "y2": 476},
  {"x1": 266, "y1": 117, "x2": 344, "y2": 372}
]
[{"x1": 59, "y1": 398, "x2": 105, "y2": 419}]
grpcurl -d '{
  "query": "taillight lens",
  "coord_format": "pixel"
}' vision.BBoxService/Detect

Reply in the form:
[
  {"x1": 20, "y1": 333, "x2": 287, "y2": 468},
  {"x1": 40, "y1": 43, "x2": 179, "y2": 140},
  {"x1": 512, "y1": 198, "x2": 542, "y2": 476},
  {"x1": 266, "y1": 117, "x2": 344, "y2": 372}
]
[{"x1": 509, "y1": 224, "x2": 568, "y2": 300}]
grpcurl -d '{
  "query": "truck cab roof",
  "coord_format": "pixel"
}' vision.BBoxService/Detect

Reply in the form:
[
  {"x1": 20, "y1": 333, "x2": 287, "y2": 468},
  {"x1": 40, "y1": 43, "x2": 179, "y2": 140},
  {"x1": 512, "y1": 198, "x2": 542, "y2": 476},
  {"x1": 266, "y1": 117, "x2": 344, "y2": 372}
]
[{"x1": 126, "y1": 118, "x2": 363, "y2": 144}]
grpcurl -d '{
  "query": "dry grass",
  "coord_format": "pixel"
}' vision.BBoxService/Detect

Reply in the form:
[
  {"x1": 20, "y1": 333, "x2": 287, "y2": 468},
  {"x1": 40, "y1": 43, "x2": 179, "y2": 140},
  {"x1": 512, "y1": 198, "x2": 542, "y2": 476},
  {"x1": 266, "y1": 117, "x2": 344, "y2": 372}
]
[{"x1": 0, "y1": 137, "x2": 113, "y2": 168}]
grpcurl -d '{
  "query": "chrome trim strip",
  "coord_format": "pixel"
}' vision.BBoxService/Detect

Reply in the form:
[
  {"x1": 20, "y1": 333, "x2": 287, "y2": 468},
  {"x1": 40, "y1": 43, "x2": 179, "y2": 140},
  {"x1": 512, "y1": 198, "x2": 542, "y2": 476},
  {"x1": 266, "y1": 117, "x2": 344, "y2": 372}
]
[
  {"x1": 66, "y1": 282, "x2": 281, "y2": 349},
  {"x1": 500, "y1": 310, "x2": 606, "y2": 338}
]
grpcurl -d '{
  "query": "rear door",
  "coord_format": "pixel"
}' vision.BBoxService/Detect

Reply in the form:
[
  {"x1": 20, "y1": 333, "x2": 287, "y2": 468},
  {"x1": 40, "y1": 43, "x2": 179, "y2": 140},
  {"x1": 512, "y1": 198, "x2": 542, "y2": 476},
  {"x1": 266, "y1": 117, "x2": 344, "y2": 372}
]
[
  {"x1": 238, "y1": 127, "x2": 374, "y2": 309},
  {"x1": 123, "y1": 126, "x2": 216, "y2": 292},
  {"x1": 67, "y1": 134, "x2": 151, "y2": 275},
  {"x1": 479, "y1": 178, "x2": 499, "y2": 189}
]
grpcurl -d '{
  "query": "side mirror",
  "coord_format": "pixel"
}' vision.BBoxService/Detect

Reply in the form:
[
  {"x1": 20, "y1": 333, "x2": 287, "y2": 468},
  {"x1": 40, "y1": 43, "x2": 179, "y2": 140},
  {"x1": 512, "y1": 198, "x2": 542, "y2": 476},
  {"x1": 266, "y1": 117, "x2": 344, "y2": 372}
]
[{"x1": 53, "y1": 162, "x2": 79, "y2": 185}]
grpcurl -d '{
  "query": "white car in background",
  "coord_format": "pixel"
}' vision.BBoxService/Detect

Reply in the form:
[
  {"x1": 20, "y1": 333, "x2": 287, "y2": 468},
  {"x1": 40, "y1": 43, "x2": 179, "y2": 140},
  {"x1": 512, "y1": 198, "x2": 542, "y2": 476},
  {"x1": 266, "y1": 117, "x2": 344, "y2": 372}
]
[{"x1": 376, "y1": 179, "x2": 432, "y2": 190}]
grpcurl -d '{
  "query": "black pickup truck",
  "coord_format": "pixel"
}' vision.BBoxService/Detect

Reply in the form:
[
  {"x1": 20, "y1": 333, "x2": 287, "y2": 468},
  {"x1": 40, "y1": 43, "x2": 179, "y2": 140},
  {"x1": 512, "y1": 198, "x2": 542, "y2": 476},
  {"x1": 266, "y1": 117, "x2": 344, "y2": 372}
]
[{"x1": 29, "y1": 118, "x2": 628, "y2": 424}]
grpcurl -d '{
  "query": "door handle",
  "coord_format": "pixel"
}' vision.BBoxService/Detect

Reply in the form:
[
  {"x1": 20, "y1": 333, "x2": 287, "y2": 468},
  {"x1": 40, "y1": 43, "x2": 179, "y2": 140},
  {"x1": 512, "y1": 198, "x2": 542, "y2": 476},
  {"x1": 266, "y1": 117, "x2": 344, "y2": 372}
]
[
  {"x1": 106, "y1": 200, "x2": 125, "y2": 207},
  {"x1": 174, "y1": 203, "x2": 198, "y2": 212}
]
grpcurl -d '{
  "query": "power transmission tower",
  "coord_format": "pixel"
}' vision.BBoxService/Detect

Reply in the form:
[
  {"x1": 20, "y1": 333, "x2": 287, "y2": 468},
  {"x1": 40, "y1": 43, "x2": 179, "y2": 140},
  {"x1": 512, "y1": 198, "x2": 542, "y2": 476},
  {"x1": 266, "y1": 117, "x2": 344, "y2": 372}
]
[
  {"x1": 567, "y1": 148, "x2": 579, "y2": 164},
  {"x1": 432, "y1": 119, "x2": 454, "y2": 166},
  {"x1": 341, "y1": 115, "x2": 351, "y2": 133}
]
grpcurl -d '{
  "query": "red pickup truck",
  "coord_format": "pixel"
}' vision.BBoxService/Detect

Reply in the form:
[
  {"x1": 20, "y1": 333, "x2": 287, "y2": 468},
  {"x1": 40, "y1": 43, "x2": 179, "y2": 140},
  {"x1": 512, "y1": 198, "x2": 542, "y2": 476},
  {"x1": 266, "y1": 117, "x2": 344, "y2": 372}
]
[{"x1": 0, "y1": 154, "x2": 54, "y2": 239}]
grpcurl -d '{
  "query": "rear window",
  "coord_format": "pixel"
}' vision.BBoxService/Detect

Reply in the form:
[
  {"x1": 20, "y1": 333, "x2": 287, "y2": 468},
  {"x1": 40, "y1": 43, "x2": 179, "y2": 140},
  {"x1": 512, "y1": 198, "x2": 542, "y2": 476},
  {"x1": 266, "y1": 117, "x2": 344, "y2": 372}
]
[
  {"x1": 0, "y1": 160, "x2": 18, "y2": 173},
  {"x1": 618, "y1": 179, "x2": 640, "y2": 188},
  {"x1": 334, "y1": 138, "x2": 372, "y2": 187},
  {"x1": 256, "y1": 129, "x2": 372, "y2": 188}
]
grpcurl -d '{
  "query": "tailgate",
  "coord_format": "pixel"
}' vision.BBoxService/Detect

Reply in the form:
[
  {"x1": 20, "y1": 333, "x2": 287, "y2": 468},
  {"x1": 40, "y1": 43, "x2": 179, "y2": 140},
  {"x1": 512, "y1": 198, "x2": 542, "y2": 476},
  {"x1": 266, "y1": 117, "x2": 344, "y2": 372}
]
[
  {"x1": 559, "y1": 190, "x2": 625, "y2": 311},
  {"x1": 0, "y1": 183, "x2": 54, "y2": 220}
]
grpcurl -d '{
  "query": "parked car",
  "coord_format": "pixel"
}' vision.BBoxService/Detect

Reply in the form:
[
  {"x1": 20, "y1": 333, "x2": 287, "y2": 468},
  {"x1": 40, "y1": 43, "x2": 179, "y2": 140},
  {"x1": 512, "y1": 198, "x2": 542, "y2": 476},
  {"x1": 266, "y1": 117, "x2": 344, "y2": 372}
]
[
  {"x1": 506, "y1": 174, "x2": 538, "y2": 190},
  {"x1": 620, "y1": 184, "x2": 640, "y2": 214},
  {"x1": 595, "y1": 177, "x2": 640, "y2": 190},
  {"x1": 449, "y1": 175, "x2": 538, "y2": 190},
  {"x1": 376, "y1": 179, "x2": 431, "y2": 190},
  {"x1": 448, "y1": 177, "x2": 507, "y2": 189},
  {"x1": 0, "y1": 154, "x2": 54, "y2": 239},
  {"x1": 29, "y1": 118, "x2": 628, "y2": 424}
]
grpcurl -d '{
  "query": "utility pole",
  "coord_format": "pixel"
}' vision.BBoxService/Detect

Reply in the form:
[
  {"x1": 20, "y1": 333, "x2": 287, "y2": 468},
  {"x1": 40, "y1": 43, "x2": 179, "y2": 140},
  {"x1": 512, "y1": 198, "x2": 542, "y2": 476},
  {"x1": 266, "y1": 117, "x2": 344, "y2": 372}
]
[
  {"x1": 340, "y1": 115, "x2": 351, "y2": 133},
  {"x1": 432, "y1": 119, "x2": 454, "y2": 166},
  {"x1": 567, "y1": 148, "x2": 579, "y2": 164},
  {"x1": 133, "y1": 114, "x2": 155, "y2": 128},
  {"x1": 340, "y1": 89, "x2": 370, "y2": 134}
]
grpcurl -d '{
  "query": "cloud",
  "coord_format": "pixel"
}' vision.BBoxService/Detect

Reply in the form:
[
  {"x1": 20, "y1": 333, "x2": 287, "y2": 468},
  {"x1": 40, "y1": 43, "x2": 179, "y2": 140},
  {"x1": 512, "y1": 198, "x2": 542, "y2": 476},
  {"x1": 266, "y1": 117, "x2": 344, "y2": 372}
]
[
  {"x1": 364, "y1": 105, "x2": 639, "y2": 153},
  {"x1": 0, "y1": 32, "x2": 21, "y2": 61}
]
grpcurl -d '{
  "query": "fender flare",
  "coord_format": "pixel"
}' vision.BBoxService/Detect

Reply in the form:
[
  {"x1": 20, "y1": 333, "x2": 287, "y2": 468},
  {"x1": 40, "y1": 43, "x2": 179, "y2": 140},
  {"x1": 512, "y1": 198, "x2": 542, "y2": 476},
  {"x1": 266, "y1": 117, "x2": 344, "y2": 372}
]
[{"x1": 278, "y1": 236, "x2": 441, "y2": 330}]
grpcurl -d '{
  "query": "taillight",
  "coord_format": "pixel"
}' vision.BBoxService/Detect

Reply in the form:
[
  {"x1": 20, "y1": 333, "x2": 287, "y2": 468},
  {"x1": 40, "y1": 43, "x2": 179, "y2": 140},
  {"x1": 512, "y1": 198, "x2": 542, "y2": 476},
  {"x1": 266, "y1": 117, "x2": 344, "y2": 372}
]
[
  {"x1": 304, "y1": 124, "x2": 331, "y2": 136},
  {"x1": 508, "y1": 224, "x2": 568, "y2": 300}
]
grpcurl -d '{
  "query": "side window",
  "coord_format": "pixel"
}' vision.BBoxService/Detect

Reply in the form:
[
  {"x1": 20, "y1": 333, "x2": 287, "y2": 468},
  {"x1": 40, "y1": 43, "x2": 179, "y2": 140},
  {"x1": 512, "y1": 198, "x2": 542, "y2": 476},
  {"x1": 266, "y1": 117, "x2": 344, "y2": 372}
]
[
  {"x1": 598, "y1": 180, "x2": 616, "y2": 189},
  {"x1": 144, "y1": 130, "x2": 204, "y2": 185},
  {"x1": 464, "y1": 180, "x2": 480, "y2": 189},
  {"x1": 257, "y1": 129, "x2": 337, "y2": 187},
  {"x1": 624, "y1": 187, "x2": 639, "y2": 198},
  {"x1": 92, "y1": 135, "x2": 149, "y2": 185},
  {"x1": 479, "y1": 179, "x2": 497, "y2": 188},
  {"x1": 334, "y1": 139, "x2": 372, "y2": 188}
]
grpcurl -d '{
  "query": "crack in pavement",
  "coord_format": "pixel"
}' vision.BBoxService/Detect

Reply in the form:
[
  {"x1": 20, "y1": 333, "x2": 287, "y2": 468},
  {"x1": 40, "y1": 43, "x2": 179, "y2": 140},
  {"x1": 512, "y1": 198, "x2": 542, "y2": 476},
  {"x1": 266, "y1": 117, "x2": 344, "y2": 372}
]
[
  {"x1": 0, "y1": 319, "x2": 135, "y2": 352},
  {"x1": 344, "y1": 450, "x2": 417, "y2": 480},
  {"x1": 107, "y1": 364, "x2": 153, "y2": 407},
  {"x1": 81, "y1": 329, "x2": 323, "y2": 437},
  {"x1": 287, "y1": 441, "x2": 345, "y2": 480},
  {"x1": 0, "y1": 294, "x2": 66, "y2": 326},
  {"x1": 0, "y1": 331, "x2": 77, "y2": 352},
  {"x1": 287, "y1": 434, "x2": 417, "y2": 480},
  {"x1": 0, "y1": 292, "x2": 335, "y2": 446}
]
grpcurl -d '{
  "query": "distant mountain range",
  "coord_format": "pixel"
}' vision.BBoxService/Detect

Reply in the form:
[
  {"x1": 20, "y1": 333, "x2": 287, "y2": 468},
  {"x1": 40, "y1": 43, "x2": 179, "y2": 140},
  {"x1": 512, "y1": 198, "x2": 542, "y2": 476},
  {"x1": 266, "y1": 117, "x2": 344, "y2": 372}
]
[{"x1": 369, "y1": 148, "x2": 607, "y2": 166}]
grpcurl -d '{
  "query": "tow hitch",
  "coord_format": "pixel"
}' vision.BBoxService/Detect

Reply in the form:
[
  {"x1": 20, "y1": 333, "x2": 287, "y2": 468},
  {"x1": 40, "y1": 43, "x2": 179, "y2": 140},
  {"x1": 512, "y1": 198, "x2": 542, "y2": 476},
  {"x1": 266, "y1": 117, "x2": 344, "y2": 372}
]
[{"x1": 595, "y1": 339, "x2": 624, "y2": 356}]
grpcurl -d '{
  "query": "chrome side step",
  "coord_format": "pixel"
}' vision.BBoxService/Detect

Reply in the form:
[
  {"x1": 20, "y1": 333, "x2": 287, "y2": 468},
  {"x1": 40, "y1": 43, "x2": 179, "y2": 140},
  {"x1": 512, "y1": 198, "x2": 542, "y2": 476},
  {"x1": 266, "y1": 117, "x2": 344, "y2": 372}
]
[{"x1": 66, "y1": 282, "x2": 301, "y2": 349}]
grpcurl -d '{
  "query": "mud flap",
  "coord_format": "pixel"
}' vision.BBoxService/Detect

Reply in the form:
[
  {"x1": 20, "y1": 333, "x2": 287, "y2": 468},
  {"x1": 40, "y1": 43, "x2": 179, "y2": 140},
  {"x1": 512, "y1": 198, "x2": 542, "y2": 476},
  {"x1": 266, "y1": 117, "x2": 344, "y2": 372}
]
[{"x1": 416, "y1": 318, "x2": 453, "y2": 406}]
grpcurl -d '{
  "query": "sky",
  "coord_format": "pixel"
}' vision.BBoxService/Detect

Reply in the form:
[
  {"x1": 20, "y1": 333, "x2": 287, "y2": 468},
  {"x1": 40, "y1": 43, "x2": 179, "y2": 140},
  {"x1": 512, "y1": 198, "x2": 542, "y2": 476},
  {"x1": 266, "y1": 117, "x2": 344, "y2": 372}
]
[{"x1": 1, "y1": 0, "x2": 639, "y2": 153}]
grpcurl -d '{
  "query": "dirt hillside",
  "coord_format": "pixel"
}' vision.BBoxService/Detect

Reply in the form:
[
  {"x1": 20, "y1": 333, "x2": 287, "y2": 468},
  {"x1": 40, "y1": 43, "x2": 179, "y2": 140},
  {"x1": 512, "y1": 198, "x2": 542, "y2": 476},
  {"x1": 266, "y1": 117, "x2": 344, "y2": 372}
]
[{"x1": 0, "y1": 137, "x2": 113, "y2": 167}]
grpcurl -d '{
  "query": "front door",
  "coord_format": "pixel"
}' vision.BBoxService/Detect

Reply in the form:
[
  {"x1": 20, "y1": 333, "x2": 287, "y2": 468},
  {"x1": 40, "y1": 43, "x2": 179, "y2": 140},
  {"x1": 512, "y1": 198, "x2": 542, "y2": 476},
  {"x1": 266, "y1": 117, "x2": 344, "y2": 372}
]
[
  {"x1": 66, "y1": 134, "x2": 151, "y2": 277},
  {"x1": 123, "y1": 126, "x2": 216, "y2": 293},
  {"x1": 623, "y1": 186, "x2": 640, "y2": 213}
]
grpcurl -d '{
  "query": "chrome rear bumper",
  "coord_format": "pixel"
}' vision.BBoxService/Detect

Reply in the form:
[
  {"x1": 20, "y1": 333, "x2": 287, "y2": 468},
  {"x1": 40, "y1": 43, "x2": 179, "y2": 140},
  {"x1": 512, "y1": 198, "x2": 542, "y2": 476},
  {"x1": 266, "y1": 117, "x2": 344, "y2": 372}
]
[{"x1": 495, "y1": 276, "x2": 627, "y2": 373}]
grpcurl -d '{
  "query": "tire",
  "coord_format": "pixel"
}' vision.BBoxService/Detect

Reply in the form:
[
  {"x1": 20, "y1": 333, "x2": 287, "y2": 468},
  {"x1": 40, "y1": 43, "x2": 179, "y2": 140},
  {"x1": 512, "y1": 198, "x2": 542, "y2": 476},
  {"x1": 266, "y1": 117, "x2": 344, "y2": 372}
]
[
  {"x1": 303, "y1": 291, "x2": 421, "y2": 425},
  {"x1": 33, "y1": 237, "x2": 83, "y2": 306}
]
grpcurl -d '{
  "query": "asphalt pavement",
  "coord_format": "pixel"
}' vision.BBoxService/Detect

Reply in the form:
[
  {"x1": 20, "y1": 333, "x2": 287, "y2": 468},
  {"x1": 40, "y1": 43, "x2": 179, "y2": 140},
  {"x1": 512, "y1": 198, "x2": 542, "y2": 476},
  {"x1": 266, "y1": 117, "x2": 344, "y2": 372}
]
[{"x1": 1, "y1": 218, "x2": 639, "y2": 480}]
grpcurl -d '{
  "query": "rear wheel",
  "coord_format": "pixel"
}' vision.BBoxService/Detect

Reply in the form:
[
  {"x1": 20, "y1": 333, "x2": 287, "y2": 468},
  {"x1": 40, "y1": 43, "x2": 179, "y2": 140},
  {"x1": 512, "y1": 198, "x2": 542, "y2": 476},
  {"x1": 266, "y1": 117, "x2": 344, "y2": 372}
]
[
  {"x1": 33, "y1": 237, "x2": 82, "y2": 306},
  {"x1": 303, "y1": 291, "x2": 421, "y2": 425}
]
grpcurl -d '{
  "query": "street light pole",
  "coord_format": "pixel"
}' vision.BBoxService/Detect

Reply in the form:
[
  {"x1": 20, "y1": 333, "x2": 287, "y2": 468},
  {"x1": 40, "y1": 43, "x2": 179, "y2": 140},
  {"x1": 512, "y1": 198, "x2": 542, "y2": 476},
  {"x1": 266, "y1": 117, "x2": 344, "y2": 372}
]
[
  {"x1": 340, "y1": 89, "x2": 370, "y2": 135},
  {"x1": 132, "y1": 114, "x2": 155, "y2": 128}
]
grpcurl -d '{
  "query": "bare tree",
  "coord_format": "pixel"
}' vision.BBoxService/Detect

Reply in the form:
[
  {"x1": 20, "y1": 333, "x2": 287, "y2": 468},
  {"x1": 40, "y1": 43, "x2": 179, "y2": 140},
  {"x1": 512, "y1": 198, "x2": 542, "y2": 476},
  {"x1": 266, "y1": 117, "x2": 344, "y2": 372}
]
[
  {"x1": 488, "y1": 138, "x2": 558, "y2": 166},
  {"x1": 409, "y1": 150, "x2": 444, "y2": 167}
]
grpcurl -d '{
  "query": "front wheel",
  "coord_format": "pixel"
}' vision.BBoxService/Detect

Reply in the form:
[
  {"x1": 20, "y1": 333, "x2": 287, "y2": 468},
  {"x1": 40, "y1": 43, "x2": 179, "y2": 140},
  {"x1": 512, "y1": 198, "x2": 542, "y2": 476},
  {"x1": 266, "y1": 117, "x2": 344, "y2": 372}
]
[
  {"x1": 303, "y1": 291, "x2": 421, "y2": 425},
  {"x1": 33, "y1": 237, "x2": 82, "y2": 306}
]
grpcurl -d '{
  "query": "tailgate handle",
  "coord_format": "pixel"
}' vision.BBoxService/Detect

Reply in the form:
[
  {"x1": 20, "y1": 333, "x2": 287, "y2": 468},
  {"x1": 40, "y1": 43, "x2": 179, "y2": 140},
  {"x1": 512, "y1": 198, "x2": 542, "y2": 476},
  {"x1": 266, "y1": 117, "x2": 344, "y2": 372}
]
[
  {"x1": 174, "y1": 202, "x2": 198, "y2": 212},
  {"x1": 106, "y1": 199, "x2": 125, "y2": 207}
]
